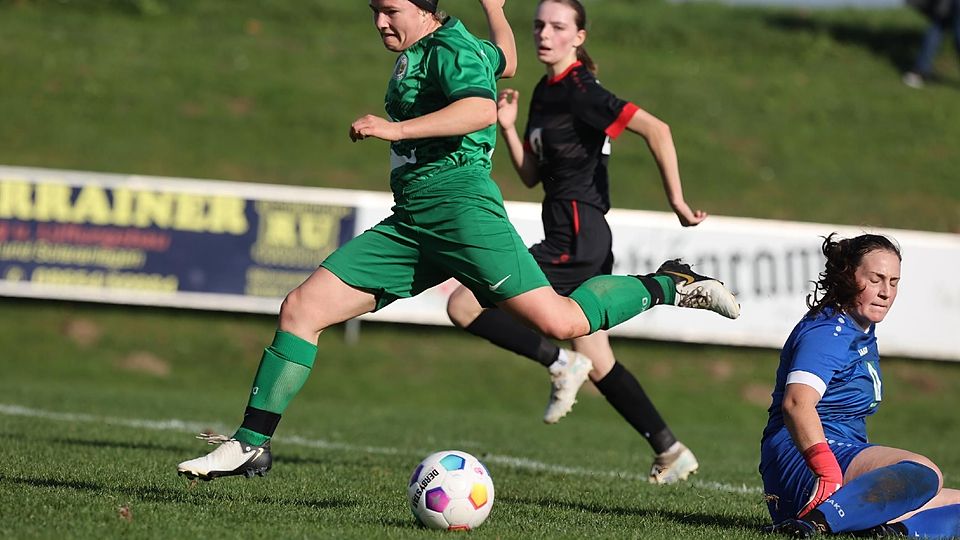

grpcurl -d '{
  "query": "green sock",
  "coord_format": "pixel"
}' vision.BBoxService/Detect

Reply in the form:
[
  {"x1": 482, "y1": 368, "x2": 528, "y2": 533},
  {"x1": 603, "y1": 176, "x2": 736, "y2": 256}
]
[
  {"x1": 569, "y1": 275, "x2": 675, "y2": 333},
  {"x1": 232, "y1": 330, "x2": 317, "y2": 445}
]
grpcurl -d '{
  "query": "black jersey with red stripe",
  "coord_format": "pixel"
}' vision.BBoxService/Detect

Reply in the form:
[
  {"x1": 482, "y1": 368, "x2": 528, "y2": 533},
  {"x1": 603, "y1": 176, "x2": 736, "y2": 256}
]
[{"x1": 523, "y1": 61, "x2": 637, "y2": 213}]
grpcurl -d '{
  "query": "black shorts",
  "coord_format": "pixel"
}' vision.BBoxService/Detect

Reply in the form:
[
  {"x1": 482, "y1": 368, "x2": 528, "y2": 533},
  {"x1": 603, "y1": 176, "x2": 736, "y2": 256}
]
[{"x1": 528, "y1": 199, "x2": 613, "y2": 296}]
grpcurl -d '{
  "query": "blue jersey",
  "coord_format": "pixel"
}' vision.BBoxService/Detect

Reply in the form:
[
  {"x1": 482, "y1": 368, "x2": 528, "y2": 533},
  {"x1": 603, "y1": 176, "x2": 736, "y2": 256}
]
[{"x1": 762, "y1": 307, "x2": 883, "y2": 444}]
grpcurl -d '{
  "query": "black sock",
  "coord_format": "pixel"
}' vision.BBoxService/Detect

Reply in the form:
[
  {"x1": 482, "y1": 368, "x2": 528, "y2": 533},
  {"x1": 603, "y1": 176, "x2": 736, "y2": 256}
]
[
  {"x1": 635, "y1": 274, "x2": 667, "y2": 306},
  {"x1": 240, "y1": 406, "x2": 282, "y2": 438},
  {"x1": 465, "y1": 309, "x2": 559, "y2": 367},
  {"x1": 800, "y1": 509, "x2": 832, "y2": 534},
  {"x1": 594, "y1": 361, "x2": 677, "y2": 454}
]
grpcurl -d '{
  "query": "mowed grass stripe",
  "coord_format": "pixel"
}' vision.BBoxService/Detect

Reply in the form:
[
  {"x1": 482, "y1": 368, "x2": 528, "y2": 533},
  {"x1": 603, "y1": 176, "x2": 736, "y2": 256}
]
[{"x1": 0, "y1": 402, "x2": 761, "y2": 495}]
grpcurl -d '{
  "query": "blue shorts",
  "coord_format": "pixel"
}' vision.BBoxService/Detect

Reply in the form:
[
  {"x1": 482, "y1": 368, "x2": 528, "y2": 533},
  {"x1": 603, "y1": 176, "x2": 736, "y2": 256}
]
[{"x1": 759, "y1": 428, "x2": 874, "y2": 522}]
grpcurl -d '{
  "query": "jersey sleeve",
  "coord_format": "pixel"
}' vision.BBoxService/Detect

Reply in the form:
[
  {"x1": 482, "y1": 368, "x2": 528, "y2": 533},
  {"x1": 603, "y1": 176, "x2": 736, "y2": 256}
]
[
  {"x1": 570, "y1": 81, "x2": 638, "y2": 139},
  {"x1": 786, "y1": 324, "x2": 851, "y2": 395},
  {"x1": 430, "y1": 42, "x2": 498, "y2": 101},
  {"x1": 479, "y1": 40, "x2": 506, "y2": 79}
]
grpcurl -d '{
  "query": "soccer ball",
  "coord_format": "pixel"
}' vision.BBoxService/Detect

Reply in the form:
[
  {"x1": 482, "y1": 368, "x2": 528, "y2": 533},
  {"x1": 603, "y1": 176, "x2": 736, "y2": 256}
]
[{"x1": 407, "y1": 450, "x2": 495, "y2": 530}]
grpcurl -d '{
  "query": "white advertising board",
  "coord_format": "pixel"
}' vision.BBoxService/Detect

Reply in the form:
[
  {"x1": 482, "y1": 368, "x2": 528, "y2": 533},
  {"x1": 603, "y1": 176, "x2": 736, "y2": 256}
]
[
  {"x1": 355, "y1": 185, "x2": 960, "y2": 362},
  {"x1": 0, "y1": 167, "x2": 960, "y2": 361}
]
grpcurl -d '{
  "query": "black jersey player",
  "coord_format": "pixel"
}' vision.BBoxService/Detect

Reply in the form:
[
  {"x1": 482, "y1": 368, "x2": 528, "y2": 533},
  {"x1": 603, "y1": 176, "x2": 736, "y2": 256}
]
[{"x1": 447, "y1": 0, "x2": 711, "y2": 484}]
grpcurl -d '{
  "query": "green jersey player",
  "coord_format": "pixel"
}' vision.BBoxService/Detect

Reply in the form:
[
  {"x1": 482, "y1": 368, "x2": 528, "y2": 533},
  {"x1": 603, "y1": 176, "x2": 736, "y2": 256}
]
[{"x1": 177, "y1": 0, "x2": 740, "y2": 482}]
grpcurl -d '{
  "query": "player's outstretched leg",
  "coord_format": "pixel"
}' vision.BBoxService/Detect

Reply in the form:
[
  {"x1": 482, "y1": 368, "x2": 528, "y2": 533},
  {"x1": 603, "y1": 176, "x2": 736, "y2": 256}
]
[
  {"x1": 543, "y1": 349, "x2": 593, "y2": 424},
  {"x1": 852, "y1": 502, "x2": 960, "y2": 537},
  {"x1": 767, "y1": 461, "x2": 942, "y2": 537},
  {"x1": 873, "y1": 503, "x2": 960, "y2": 538},
  {"x1": 803, "y1": 461, "x2": 939, "y2": 534},
  {"x1": 655, "y1": 259, "x2": 740, "y2": 319},
  {"x1": 566, "y1": 260, "x2": 739, "y2": 336}
]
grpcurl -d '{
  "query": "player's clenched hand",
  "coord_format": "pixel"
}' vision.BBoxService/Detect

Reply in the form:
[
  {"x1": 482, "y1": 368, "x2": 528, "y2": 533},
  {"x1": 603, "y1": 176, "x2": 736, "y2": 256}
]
[
  {"x1": 798, "y1": 442, "x2": 843, "y2": 518},
  {"x1": 350, "y1": 115, "x2": 402, "y2": 142},
  {"x1": 671, "y1": 200, "x2": 708, "y2": 227},
  {"x1": 496, "y1": 89, "x2": 519, "y2": 131}
]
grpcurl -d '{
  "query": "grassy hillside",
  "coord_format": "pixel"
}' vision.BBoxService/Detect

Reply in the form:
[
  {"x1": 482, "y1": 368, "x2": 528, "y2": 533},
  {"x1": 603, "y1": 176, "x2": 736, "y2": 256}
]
[{"x1": 0, "y1": 0, "x2": 957, "y2": 231}]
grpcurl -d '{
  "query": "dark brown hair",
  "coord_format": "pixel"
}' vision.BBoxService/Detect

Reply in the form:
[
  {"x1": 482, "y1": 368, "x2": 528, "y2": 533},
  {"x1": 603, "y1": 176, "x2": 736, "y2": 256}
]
[
  {"x1": 539, "y1": 0, "x2": 597, "y2": 74},
  {"x1": 806, "y1": 233, "x2": 902, "y2": 317}
]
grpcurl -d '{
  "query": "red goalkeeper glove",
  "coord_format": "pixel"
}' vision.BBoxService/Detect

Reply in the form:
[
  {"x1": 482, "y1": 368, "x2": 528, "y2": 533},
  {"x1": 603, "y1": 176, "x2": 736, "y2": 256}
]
[{"x1": 798, "y1": 442, "x2": 843, "y2": 518}]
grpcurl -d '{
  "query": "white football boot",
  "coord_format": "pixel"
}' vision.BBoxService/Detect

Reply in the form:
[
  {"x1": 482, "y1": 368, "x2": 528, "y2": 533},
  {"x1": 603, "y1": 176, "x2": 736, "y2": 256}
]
[
  {"x1": 656, "y1": 259, "x2": 740, "y2": 319},
  {"x1": 177, "y1": 433, "x2": 272, "y2": 481},
  {"x1": 543, "y1": 350, "x2": 593, "y2": 424},
  {"x1": 648, "y1": 442, "x2": 699, "y2": 485}
]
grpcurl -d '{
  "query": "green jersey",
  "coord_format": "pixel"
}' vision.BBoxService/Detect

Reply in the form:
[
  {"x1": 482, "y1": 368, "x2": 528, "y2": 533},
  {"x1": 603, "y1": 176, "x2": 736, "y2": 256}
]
[{"x1": 385, "y1": 17, "x2": 506, "y2": 195}]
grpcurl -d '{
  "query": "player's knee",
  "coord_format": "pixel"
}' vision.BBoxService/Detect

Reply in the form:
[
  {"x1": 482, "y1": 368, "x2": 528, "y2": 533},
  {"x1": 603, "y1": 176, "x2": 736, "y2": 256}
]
[
  {"x1": 446, "y1": 288, "x2": 482, "y2": 328},
  {"x1": 534, "y1": 318, "x2": 579, "y2": 341},
  {"x1": 279, "y1": 287, "x2": 317, "y2": 333},
  {"x1": 904, "y1": 456, "x2": 944, "y2": 489},
  {"x1": 445, "y1": 297, "x2": 471, "y2": 328},
  {"x1": 445, "y1": 301, "x2": 466, "y2": 328}
]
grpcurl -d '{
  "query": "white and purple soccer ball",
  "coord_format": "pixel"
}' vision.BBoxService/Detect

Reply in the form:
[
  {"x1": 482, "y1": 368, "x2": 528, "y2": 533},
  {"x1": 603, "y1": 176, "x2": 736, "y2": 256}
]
[{"x1": 407, "y1": 450, "x2": 495, "y2": 530}]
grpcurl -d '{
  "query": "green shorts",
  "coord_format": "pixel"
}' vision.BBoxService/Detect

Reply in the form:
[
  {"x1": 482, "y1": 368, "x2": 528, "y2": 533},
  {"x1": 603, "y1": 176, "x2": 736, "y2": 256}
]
[{"x1": 321, "y1": 171, "x2": 550, "y2": 311}]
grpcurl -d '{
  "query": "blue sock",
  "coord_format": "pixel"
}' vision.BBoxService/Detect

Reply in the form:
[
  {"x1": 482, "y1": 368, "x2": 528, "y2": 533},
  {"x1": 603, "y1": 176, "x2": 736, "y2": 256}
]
[
  {"x1": 900, "y1": 504, "x2": 960, "y2": 539},
  {"x1": 812, "y1": 461, "x2": 939, "y2": 533}
]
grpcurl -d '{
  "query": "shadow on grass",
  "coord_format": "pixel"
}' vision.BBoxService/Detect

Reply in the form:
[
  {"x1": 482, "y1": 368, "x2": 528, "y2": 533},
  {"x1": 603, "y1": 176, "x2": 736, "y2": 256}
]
[
  {"x1": 273, "y1": 454, "x2": 330, "y2": 467},
  {"x1": 15, "y1": 431, "x2": 398, "y2": 470},
  {"x1": 0, "y1": 474, "x2": 358, "y2": 510},
  {"x1": 764, "y1": 13, "x2": 921, "y2": 71},
  {"x1": 51, "y1": 437, "x2": 188, "y2": 454},
  {"x1": 501, "y1": 494, "x2": 766, "y2": 532},
  {"x1": 378, "y1": 517, "x2": 422, "y2": 530}
]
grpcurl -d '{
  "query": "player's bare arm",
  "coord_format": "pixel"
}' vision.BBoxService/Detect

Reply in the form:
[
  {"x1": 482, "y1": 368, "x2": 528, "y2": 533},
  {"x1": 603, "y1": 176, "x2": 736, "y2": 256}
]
[
  {"x1": 782, "y1": 383, "x2": 829, "y2": 452},
  {"x1": 350, "y1": 97, "x2": 497, "y2": 142},
  {"x1": 626, "y1": 107, "x2": 707, "y2": 227},
  {"x1": 478, "y1": 0, "x2": 517, "y2": 78},
  {"x1": 496, "y1": 88, "x2": 539, "y2": 187}
]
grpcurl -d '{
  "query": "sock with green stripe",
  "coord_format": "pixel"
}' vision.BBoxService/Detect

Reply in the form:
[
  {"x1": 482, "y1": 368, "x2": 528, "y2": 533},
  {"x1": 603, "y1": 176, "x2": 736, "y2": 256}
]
[
  {"x1": 569, "y1": 274, "x2": 675, "y2": 333},
  {"x1": 234, "y1": 330, "x2": 317, "y2": 446}
]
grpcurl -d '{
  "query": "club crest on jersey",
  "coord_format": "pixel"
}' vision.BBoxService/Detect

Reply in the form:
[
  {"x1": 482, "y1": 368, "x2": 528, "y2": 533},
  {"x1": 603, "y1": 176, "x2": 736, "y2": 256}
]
[
  {"x1": 393, "y1": 55, "x2": 408, "y2": 81},
  {"x1": 528, "y1": 127, "x2": 544, "y2": 159}
]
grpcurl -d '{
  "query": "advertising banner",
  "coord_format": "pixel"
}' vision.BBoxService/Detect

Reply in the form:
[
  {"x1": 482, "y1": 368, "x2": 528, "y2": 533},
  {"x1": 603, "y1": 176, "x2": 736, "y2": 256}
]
[
  {"x1": 2, "y1": 166, "x2": 957, "y2": 361},
  {"x1": 0, "y1": 166, "x2": 363, "y2": 313}
]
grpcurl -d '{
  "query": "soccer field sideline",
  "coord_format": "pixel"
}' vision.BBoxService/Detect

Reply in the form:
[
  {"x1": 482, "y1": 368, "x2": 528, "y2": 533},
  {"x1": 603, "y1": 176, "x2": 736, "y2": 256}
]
[{"x1": 1, "y1": 402, "x2": 761, "y2": 496}]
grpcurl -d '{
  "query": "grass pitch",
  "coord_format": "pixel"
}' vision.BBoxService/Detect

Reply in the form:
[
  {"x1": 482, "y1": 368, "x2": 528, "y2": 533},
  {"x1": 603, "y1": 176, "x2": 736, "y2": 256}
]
[{"x1": 2, "y1": 300, "x2": 959, "y2": 538}]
